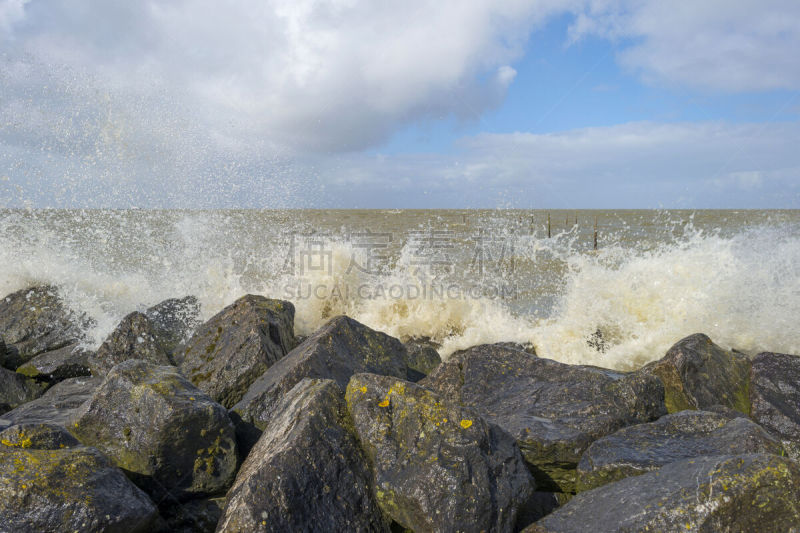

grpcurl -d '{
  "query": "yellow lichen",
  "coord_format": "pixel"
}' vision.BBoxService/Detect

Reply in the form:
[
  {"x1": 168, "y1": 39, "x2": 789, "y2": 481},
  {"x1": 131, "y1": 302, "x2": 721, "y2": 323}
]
[
  {"x1": 460, "y1": 419, "x2": 472, "y2": 429},
  {"x1": 379, "y1": 399, "x2": 389, "y2": 408},
  {"x1": 360, "y1": 386, "x2": 367, "y2": 394}
]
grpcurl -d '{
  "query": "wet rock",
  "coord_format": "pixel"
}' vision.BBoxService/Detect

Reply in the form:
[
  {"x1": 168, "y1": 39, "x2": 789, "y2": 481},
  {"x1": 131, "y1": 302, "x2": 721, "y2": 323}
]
[
  {"x1": 524, "y1": 454, "x2": 800, "y2": 533},
  {"x1": 89, "y1": 311, "x2": 173, "y2": 375},
  {"x1": 403, "y1": 338, "x2": 441, "y2": 381},
  {"x1": 231, "y1": 315, "x2": 408, "y2": 451},
  {"x1": 178, "y1": 295, "x2": 297, "y2": 408},
  {"x1": 0, "y1": 422, "x2": 80, "y2": 449},
  {"x1": 16, "y1": 343, "x2": 91, "y2": 382},
  {"x1": 0, "y1": 367, "x2": 47, "y2": 414},
  {"x1": 576, "y1": 410, "x2": 785, "y2": 491},
  {"x1": 70, "y1": 360, "x2": 238, "y2": 503},
  {"x1": 0, "y1": 285, "x2": 90, "y2": 368},
  {"x1": 346, "y1": 373, "x2": 535, "y2": 533},
  {"x1": 750, "y1": 351, "x2": 800, "y2": 459},
  {"x1": 144, "y1": 296, "x2": 202, "y2": 355},
  {"x1": 218, "y1": 379, "x2": 387, "y2": 532},
  {"x1": 0, "y1": 436, "x2": 159, "y2": 532},
  {"x1": 0, "y1": 376, "x2": 100, "y2": 429},
  {"x1": 640, "y1": 333, "x2": 751, "y2": 414},
  {"x1": 421, "y1": 344, "x2": 665, "y2": 492},
  {"x1": 159, "y1": 496, "x2": 225, "y2": 533}
]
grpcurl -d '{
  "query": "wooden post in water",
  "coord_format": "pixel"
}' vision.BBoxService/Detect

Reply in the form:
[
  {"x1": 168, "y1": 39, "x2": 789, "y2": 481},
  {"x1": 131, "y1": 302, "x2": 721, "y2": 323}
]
[
  {"x1": 593, "y1": 216, "x2": 598, "y2": 250},
  {"x1": 547, "y1": 213, "x2": 551, "y2": 238}
]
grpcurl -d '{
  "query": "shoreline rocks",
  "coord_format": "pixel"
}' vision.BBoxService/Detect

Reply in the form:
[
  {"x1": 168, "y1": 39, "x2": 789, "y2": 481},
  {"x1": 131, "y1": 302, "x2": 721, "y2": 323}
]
[
  {"x1": 230, "y1": 315, "x2": 409, "y2": 451},
  {"x1": 178, "y1": 295, "x2": 297, "y2": 408},
  {"x1": 218, "y1": 378, "x2": 386, "y2": 532},
  {"x1": 346, "y1": 372, "x2": 536, "y2": 533},
  {"x1": 422, "y1": 343, "x2": 666, "y2": 492},
  {"x1": 69, "y1": 360, "x2": 238, "y2": 504},
  {"x1": 749, "y1": 351, "x2": 800, "y2": 459},
  {"x1": 576, "y1": 410, "x2": 785, "y2": 491}
]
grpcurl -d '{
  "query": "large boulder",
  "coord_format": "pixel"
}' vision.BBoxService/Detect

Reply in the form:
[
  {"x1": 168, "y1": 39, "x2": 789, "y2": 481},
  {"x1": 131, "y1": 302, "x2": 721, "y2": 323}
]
[
  {"x1": 69, "y1": 360, "x2": 238, "y2": 503},
  {"x1": 576, "y1": 410, "x2": 785, "y2": 491},
  {"x1": 421, "y1": 344, "x2": 666, "y2": 492},
  {"x1": 230, "y1": 315, "x2": 408, "y2": 451},
  {"x1": 750, "y1": 351, "x2": 800, "y2": 459},
  {"x1": 218, "y1": 379, "x2": 387, "y2": 532},
  {"x1": 88, "y1": 311, "x2": 173, "y2": 375},
  {"x1": 0, "y1": 367, "x2": 47, "y2": 414},
  {"x1": 525, "y1": 454, "x2": 800, "y2": 532},
  {"x1": 0, "y1": 376, "x2": 100, "y2": 430},
  {"x1": 178, "y1": 295, "x2": 297, "y2": 408},
  {"x1": 0, "y1": 424, "x2": 159, "y2": 532},
  {"x1": 0, "y1": 285, "x2": 90, "y2": 368},
  {"x1": 16, "y1": 343, "x2": 91, "y2": 382},
  {"x1": 144, "y1": 296, "x2": 202, "y2": 356},
  {"x1": 345, "y1": 373, "x2": 535, "y2": 533},
  {"x1": 640, "y1": 333, "x2": 751, "y2": 414}
]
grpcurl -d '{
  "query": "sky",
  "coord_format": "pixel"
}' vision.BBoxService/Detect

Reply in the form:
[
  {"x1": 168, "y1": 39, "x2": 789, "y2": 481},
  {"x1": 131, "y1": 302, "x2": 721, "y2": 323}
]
[{"x1": 1, "y1": 0, "x2": 799, "y2": 208}]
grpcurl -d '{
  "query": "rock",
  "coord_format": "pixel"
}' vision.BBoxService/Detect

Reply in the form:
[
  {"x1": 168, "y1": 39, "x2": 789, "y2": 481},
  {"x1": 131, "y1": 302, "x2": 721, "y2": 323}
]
[
  {"x1": 0, "y1": 435, "x2": 158, "y2": 532},
  {"x1": 491, "y1": 341, "x2": 538, "y2": 355},
  {"x1": 421, "y1": 344, "x2": 666, "y2": 492},
  {"x1": 576, "y1": 410, "x2": 785, "y2": 491},
  {"x1": 0, "y1": 334, "x2": 6, "y2": 368},
  {"x1": 144, "y1": 296, "x2": 202, "y2": 356},
  {"x1": 88, "y1": 311, "x2": 173, "y2": 375},
  {"x1": 0, "y1": 376, "x2": 100, "y2": 429},
  {"x1": 640, "y1": 333, "x2": 751, "y2": 414},
  {"x1": 403, "y1": 338, "x2": 441, "y2": 381},
  {"x1": 0, "y1": 367, "x2": 47, "y2": 414},
  {"x1": 345, "y1": 373, "x2": 535, "y2": 533},
  {"x1": 0, "y1": 285, "x2": 90, "y2": 368},
  {"x1": 16, "y1": 343, "x2": 91, "y2": 382},
  {"x1": 750, "y1": 351, "x2": 800, "y2": 459},
  {"x1": 524, "y1": 454, "x2": 800, "y2": 532},
  {"x1": 70, "y1": 360, "x2": 238, "y2": 503},
  {"x1": 178, "y1": 295, "x2": 297, "y2": 408},
  {"x1": 0, "y1": 422, "x2": 80, "y2": 449},
  {"x1": 159, "y1": 496, "x2": 225, "y2": 533},
  {"x1": 218, "y1": 378, "x2": 387, "y2": 532},
  {"x1": 231, "y1": 315, "x2": 408, "y2": 452}
]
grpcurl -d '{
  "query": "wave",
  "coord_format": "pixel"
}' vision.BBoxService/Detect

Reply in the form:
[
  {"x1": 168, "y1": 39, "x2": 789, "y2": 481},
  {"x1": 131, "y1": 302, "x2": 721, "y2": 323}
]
[{"x1": 1, "y1": 210, "x2": 797, "y2": 370}]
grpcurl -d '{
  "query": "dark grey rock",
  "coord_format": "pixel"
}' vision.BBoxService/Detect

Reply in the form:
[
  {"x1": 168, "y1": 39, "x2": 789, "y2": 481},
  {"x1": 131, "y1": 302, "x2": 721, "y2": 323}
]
[
  {"x1": 421, "y1": 343, "x2": 666, "y2": 492},
  {"x1": 640, "y1": 333, "x2": 751, "y2": 414},
  {"x1": 218, "y1": 379, "x2": 387, "y2": 532},
  {"x1": 524, "y1": 454, "x2": 800, "y2": 533},
  {"x1": 750, "y1": 351, "x2": 800, "y2": 460},
  {"x1": 144, "y1": 296, "x2": 202, "y2": 356},
  {"x1": 0, "y1": 334, "x2": 6, "y2": 368},
  {"x1": 0, "y1": 438, "x2": 158, "y2": 532},
  {"x1": 0, "y1": 285, "x2": 90, "y2": 368},
  {"x1": 577, "y1": 410, "x2": 785, "y2": 491},
  {"x1": 15, "y1": 343, "x2": 91, "y2": 382},
  {"x1": 0, "y1": 422, "x2": 80, "y2": 449},
  {"x1": 70, "y1": 360, "x2": 238, "y2": 504},
  {"x1": 89, "y1": 311, "x2": 172, "y2": 375},
  {"x1": 345, "y1": 373, "x2": 535, "y2": 533},
  {"x1": 0, "y1": 366, "x2": 47, "y2": 414},
  {"x1": 0, "y1": 376, "x2": 100, "y2": 429},
  {"x1": 403, "y1": 338, "x2": 441, "y2": 381},
  {"x1": 230, "y1": 315, "x2": 408, "y2": 452},
  {"x1": 178, "y1": 295, "x2": 297, "y2": 408}
]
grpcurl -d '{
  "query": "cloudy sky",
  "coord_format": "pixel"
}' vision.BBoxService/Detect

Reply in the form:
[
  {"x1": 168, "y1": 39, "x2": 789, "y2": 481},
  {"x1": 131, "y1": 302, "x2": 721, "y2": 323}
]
[{"x1": 1, "y1": 0, "x2": 799, "y2": 208}]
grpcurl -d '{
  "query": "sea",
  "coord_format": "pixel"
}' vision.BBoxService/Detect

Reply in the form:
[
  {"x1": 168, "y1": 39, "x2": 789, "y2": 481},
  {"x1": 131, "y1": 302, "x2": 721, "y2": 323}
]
[{"x1": 1, "y1": 208, "x2": 798, "y2": 370}]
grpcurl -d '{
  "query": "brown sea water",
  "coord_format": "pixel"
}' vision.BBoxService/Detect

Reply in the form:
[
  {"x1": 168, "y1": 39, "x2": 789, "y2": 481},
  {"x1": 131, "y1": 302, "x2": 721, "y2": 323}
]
[{"x1": 2, "y1": 208, "x2": 798, "y2": 369}]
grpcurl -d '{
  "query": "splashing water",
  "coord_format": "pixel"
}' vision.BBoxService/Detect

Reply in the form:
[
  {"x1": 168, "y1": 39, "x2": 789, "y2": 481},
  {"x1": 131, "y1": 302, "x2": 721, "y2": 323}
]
[{"x1": 1, "y1": 209, "x2": 798, "y2": 369}]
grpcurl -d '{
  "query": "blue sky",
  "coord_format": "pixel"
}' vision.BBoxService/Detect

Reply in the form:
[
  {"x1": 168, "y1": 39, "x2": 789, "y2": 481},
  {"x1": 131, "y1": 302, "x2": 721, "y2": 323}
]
[{"x1": 1, "y1": 1, "x2": 799, "y2": 208}]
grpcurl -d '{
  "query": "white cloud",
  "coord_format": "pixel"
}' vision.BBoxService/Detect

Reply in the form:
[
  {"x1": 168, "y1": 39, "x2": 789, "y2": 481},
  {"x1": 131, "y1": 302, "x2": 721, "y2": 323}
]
[
  {"x1": 569, "y1": 0, "x2": 800, "y2": 91},
  {"x1": 1, "y1": 0, "x2": 560, "y2": 152}
]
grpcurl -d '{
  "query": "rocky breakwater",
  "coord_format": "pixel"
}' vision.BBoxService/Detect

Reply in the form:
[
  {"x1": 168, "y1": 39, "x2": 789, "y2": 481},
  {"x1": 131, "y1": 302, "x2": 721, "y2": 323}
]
[{"x1": 1, "y1": 284, "x2": 800, "y2": 532}]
